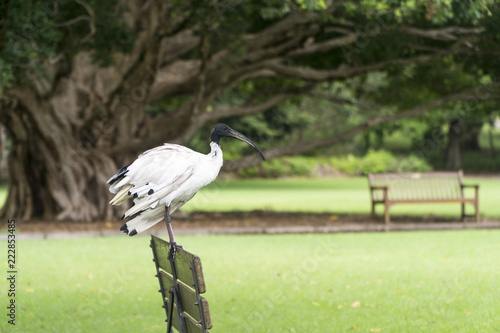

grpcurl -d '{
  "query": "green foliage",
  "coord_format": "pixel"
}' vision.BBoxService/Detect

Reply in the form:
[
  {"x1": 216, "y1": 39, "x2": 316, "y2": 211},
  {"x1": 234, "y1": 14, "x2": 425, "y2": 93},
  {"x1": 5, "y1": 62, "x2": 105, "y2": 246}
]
[
  {"x1": 258, "y1": 0, "x2": 326, "y2": 19},
  {"x1": 462, "y1": 151, "x2": 500, "y2": 172},
  {"x1": 414, "y1": 122, "x2": 500, "y2": 172},
  {"x1": 0, "y1": 1, "x2": 61, "y2": 88},
  {"x1": 0, "y1": 0, "x2": 135, "y2": 90},
  {"x1": 188, "y1": 98, "x2": 315, "y2": 156},
  {"x1": 239, "y1": 150, "x2": 432, "y2": 178},
  {"x1": 360, "y1": 150, "x2": 399, "y2": 173},
  {"x1": 239, "y1": 156, "x2": 318, "y2": 178},
  {"x1": 478, "y1": 122, "x2": 500, "y2": 150},
  {"x1": 397, "y1": 152, "x2": 435, "y2": 173},
  {"x1": 80, "y1": 2, "x2": 136, "y2": 66},
  {"x1": 474, "y1": 4, "x2": 500, "y2": 78},
  {"x1": 0, "y1": 58, "x2": 15, "y2": 92},
  {"x1": 331, "y1": 150, "x2": 432, "y2": 175}
]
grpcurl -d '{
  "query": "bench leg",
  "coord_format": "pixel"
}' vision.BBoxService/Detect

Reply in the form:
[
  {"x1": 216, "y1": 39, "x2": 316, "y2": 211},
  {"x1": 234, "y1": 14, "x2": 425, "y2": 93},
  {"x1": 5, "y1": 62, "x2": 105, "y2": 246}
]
[
  {"x1": 475, "y1": 202, "x2": 480, "y2": 222},
  {"x1": 475, "y1": 187, "x2": 480, "y2": 222},
  {"x1": 371, "y1": 202, "x2": 376, "y2": 217},
  {"x1": 461, "y1": 203, "x2": 465, "y2": 222},
  {"x1": 384, "y1": 204, "x2": 390, "y2": 224}
]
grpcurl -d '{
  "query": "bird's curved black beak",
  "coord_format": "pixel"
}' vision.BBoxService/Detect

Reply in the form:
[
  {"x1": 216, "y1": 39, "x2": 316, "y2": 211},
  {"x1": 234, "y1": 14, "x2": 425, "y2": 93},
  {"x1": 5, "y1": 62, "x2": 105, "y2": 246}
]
[{"x1": 227, "y1": 129, "x2": 266, "y2": 161}]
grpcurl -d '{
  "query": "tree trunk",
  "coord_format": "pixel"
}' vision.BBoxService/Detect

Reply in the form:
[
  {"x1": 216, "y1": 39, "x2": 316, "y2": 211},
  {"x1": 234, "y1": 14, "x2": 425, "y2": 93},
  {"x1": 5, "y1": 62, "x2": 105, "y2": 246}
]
[
  {"x1": 1, "y1": 88, "x2": 121, "y2": 221},
  {"x1": 445, "y1": 118, "x2": 462, "y2": 170},
  {"x1": 0, "y1": 14, "x2": 164, "y2": 222},
  {"x1": 460, "y1": 120, "x2": 483, "y2": 151}
]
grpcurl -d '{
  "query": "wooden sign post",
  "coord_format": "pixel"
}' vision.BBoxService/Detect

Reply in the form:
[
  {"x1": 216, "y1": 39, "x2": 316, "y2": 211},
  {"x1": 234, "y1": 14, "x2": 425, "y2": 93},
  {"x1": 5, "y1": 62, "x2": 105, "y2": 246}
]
[{"x1": 150, "y1": 236, "x2": 212, "y2": 333}]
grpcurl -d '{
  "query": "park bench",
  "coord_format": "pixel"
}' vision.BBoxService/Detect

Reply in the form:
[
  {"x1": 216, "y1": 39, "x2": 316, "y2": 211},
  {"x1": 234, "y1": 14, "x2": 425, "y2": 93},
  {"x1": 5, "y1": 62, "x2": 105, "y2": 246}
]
[{"x1": 368, "y1": 170, "x2": 479, "y2": 224}]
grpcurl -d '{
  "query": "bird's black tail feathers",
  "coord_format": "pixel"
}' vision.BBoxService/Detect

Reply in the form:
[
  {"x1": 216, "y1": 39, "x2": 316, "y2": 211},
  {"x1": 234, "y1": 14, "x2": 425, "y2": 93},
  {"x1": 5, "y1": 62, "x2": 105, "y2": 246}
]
[{"x1": 107, "y1": 164, "x2": 131, "y2": 185}]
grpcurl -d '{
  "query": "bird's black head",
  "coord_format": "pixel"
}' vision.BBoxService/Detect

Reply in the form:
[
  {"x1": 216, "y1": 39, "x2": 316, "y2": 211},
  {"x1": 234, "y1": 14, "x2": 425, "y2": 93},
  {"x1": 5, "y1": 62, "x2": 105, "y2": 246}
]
[{"x1": 211, "y1": 123, "x2": 266, "y2": 160}]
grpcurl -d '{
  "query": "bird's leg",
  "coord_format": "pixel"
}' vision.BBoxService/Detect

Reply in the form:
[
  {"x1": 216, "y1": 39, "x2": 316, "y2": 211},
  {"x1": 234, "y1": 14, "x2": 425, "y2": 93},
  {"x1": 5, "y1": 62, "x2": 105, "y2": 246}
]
[
  {"x1": 165, "y1": 205, "x2": 178, "y2": 260},
  {"x1": 165, "y1": 205, "x2": 176, "y2": 243}
]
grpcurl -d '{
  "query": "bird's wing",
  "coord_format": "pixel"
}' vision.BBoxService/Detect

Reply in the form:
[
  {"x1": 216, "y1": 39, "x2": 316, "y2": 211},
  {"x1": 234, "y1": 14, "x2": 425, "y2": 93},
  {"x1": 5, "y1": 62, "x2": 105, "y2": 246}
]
[
  {"x1": 123, "y1": 165, "x2": 196, "y2": 219},
  {"x1": 107, "y1": 144, "x2": 196, "y2": 190},
  {"x1": 107, "y1": 164, "x2": 130, "y2": 189},
  {"x1": 107, "y1": 144, "x2": 202, "y2": 217}
]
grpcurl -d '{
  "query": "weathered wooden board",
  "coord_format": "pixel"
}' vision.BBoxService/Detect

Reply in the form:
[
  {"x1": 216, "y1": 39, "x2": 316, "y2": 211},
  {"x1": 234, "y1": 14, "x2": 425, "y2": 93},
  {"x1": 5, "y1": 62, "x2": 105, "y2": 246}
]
[
  {"x1": 166, "y1": 300, "x2": 205, "y2": 333},
  {"x1": 160, "y1": 270, "x2": 212, "y2": 329},
  {"x1": 151, "y1": 235, "x2": 206, "y2": 293}
]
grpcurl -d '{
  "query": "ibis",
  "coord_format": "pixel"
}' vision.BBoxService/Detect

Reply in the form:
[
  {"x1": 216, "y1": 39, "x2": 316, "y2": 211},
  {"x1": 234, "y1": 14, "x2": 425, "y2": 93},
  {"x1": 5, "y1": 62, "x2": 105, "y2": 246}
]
[{"x1": 107, "y1": 123, "x2": 265, "y2": 255}]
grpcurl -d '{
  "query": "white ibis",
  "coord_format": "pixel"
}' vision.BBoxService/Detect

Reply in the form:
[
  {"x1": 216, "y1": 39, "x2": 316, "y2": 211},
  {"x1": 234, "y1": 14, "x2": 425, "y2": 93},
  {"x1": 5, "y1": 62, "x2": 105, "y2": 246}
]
[{"x1": 107, "y1": 123, "x2": 265, "y2": 255}]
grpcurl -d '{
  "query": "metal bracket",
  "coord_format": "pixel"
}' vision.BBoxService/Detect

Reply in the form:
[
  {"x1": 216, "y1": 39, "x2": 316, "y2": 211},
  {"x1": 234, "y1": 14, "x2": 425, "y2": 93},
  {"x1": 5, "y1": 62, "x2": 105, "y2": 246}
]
[{"x1": 167, "y1": 245, "x2": 187, "y2": 333}]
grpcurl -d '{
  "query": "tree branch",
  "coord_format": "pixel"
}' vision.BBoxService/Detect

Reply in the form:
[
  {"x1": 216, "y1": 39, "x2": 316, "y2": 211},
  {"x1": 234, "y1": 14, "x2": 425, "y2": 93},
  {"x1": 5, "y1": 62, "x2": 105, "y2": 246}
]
[
  {"x1": 244, "y1": 11, "x2": 317, "y2": 50},
  {"x1": 75, "y1": 0, "x2": 96, "y2": 42},
  {"x1": 209, "y1": 84, "x2": 317, "y2": 120},
  {"x1": 173, "y1": 84, "x2": 317, "y2": 144},
  {"x1": 398, "y1": 25, "x2": 485, "y2": 41},
  {"x1": 289, "y1": 33, "x2": 357, "y2": 57},
  {"x1": 147, "y1": 18, "x2": 487, "y2": 103},
  {"x1": 308, "y1": 93, "x2": 373, "y2": 109},
  {"x1": 263, "y1": 53, "x2": 440, "y2": 81}
]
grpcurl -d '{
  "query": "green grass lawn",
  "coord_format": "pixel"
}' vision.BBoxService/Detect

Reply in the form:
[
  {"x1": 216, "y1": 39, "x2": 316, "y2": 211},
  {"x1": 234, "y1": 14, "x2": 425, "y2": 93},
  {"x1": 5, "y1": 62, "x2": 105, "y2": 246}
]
[
  {"x1": 185, "y1": 177, "x2": 500, "y2": 219},
  {"x1": 2, "y1": 231, "x2": 500, "y2": 332}
]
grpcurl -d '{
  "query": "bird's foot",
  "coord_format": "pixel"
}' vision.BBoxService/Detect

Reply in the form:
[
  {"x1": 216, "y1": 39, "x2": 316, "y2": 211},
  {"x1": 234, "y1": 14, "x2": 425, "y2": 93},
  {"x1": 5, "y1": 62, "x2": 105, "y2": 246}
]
[{"x1": 168, "y1": 242, "x2": 183, "y2": 260}]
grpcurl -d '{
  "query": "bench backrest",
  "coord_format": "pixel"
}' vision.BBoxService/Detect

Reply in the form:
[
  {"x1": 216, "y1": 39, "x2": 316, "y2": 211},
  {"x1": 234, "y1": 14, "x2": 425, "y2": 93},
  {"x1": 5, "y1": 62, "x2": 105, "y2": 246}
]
[
  {"x1": 368, "y1": 171, "x2": 464, "y2": 201},
  {"x1": 151, "y1": 236, "x2": 212, "y2": 332}
]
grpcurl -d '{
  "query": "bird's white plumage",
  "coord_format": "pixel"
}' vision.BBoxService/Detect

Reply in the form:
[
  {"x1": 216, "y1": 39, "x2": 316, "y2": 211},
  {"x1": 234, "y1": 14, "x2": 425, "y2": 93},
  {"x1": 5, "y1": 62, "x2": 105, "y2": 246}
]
[{"x1": 108, "y1": 142, "x2": 223, "y2": 234}]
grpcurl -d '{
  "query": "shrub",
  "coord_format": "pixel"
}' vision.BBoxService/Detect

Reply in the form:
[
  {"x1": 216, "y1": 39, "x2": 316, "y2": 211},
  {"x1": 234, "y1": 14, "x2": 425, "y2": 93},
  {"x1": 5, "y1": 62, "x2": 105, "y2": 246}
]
[
  {"x1": 329, "y1": 154, "x2": 361, "y2": 175},
  {"x1": 359, "y1": 150, "x2": 400, "y2": 174},
  {"x1": 397, "y1": 153, "x2": 433, "y2": 173},
  {"x1": 238, "y1": 150, "x2": 432, "y2": 178},
  {"x1": 462, "y1": 151, "x2": 500, "y2": 172},
  {"x1": 329, "y1": 150, "x2": 432, "y2": 175},
  {"x1": 238, "y1": 156, "x2": 317, "y2": 178}
]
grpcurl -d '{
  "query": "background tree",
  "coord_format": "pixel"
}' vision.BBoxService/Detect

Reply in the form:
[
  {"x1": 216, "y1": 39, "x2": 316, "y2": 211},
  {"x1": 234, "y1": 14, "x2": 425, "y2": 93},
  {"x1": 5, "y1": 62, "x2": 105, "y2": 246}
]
[{"x1": 1, "y1": 0, "x2": 499, "y2": 221}]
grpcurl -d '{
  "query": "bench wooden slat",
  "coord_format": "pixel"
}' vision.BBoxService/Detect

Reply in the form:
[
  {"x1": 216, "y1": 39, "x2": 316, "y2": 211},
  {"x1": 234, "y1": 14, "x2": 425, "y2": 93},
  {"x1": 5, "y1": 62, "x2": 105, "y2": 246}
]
[
  {"x1": 151, "y1": 236, "x2": 206, "y2": 294},
  {"x1": 429, "y1": 177, "x2": 438, "y2": 200},
  {"x1": 160, "y1": 270, "x2": 212, "y2": 329},
  {"x1": 434, "y1": 179, "x2": 441, "y2": 199},
  {"x1": 377, "y1": 198, "x2": 476, "y2": 203},
  {"x1": 432, "y1": 177, "x2": 441, "y2": 200},
  {"x1": 441, "y1": 177, "x2": 450, "y2": 200},
  {"x1": 410, "y1": 176, "x2": 419, "y2": 200},
  {"x1": 165, "y1": 299, "x2": 206, "y2": 333}
]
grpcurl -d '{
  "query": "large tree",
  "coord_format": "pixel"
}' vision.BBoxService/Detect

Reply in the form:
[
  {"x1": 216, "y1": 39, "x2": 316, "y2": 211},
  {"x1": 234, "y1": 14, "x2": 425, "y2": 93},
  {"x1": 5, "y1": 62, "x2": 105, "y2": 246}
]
[{"x1": 0, "y1": 0, "x2": 498, "y2": 221}]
